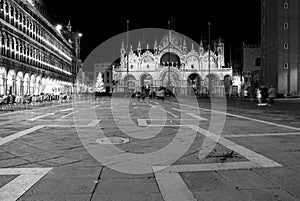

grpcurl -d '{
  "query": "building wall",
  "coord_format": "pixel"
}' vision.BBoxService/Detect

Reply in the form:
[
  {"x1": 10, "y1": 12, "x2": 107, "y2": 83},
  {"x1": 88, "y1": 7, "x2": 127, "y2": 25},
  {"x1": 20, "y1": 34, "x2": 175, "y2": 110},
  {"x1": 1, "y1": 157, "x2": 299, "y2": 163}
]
[
  {"x1": 261, "y1": 0, "x2": 300, "y2": 95},
  {"x1": 0, "y1": 0, "x2": 79, "y2": 96}
]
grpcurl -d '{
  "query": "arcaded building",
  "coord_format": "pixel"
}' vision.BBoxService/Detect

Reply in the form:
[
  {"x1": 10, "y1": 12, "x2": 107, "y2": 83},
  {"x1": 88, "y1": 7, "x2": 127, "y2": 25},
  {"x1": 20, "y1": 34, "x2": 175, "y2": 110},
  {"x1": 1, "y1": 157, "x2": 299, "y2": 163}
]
[
  {"x1": 0, "y1": 0, "x2": 82, "y2": 96},
  {"x1": 113, "y1": 31, "x2": 232, "y2": 96}
]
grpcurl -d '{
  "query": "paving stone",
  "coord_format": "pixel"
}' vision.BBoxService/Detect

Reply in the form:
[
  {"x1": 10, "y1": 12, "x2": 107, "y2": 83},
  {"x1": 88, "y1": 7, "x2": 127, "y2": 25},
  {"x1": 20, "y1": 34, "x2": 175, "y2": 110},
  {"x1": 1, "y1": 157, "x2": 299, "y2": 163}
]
[
  {"x1": 100, "y1": 167, "x2": 154, "y2": 179},
  {"x1": 18, "y1": 193, "x2": 92, "y2": 201},
  {"x1": 46, "y1": 167, "x2": 102, "y2": 179},
  {"x1": 0, "y1": 157, "x2": 30, "y2": 168},
  {"x1": 181, "y1": 171, "x2": 232, "y2": 191},
  {"x1": 240, "y1": 188, "x2": 299, "y2": 201},
  {"x1": 94, "y1": 178, "x2": 160, "y2": 194},
  {"x1": 254, "y1": 167, "x2": 300, "y2": 195},
  {"x1": 91, "y1": 192, "x2": 164, "y2": 201},
  {"x1": 24, "y1": 178, "x2": 96, "y2": 195},
  {"x1": 217, "y1": 169, "x2": 280, "y2": 190},
  {"x1": 193, "y1": 188, "x2": 250, "y2": 201},
  {"x1": 0, "y1": 175, "x2": 18, "y2": 188}
]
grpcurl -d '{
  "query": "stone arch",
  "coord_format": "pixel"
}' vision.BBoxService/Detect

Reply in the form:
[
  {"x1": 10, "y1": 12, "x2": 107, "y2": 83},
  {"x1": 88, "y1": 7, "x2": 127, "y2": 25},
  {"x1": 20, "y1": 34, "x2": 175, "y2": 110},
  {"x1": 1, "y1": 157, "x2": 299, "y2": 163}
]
[
  {"x1": 4, "y1": 1, "x2": 10, "y2": 21},
  {"x1": 16, "y1": 71, "x2": 24, "y2": 96},
  {"x1": 7, "y1": 34, "x2": 12, "y2": 58},
  {"x1": 0, "y1": 0, "x2": 4, "y2": 19},
  {"x1": 224, "y1": 74, "x2": 232, "y2": 96},
  {"x1": 23, "y1": 73, "x2": 30, "y2": 95},
  {"x1": 124, "y1": 74, "x2": 136, "y2": 92},
  {"x1": 35, "y1": 75, "x2": 42, "y2": 95},
  {"x1": 0, "y1": 67, "x2": 7, "y2": 95},
  {"x1": 187, "y1": 73, "x2": 202, "y2": 96},
  {"x1": 7, "y1": 69, "x2": 16, "y2": 95},
  {"x1": 105, "y1": 84, "x2": 111, "y2": 93},
  {"x1": 160, "y1": 52, "x2": 181, "y2": 68},
  {"x1": 30, "y1": 74, "x2": 36, "y2": 95},
  {"x1": 140, "y1": 73, "x2": 153, "y2": 87},
  {"x1": 159, "y1": 68, "x2": 181, "y2": 88}
]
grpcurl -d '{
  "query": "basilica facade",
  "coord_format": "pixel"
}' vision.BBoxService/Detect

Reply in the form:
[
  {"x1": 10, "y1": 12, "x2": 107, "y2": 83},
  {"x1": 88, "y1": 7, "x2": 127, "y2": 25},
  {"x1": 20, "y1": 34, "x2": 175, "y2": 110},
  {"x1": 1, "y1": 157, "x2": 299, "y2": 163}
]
[{"x1": 113, "y1": 31, "x2": 232, "y2": 96}]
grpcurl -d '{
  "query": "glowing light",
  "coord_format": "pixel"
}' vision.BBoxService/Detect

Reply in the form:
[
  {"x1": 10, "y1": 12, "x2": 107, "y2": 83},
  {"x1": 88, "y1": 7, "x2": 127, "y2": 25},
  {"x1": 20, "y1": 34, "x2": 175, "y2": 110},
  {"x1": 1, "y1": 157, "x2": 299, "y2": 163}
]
[
  {"x1": 78, "y1": 33, "x2": 83, "y2": 37},
  {"x1": 55, "y1": 24, "x2": 63, "y2": 33},
  {"x1": 27, "y1": 0, "x2": 34, "y2": 6}
]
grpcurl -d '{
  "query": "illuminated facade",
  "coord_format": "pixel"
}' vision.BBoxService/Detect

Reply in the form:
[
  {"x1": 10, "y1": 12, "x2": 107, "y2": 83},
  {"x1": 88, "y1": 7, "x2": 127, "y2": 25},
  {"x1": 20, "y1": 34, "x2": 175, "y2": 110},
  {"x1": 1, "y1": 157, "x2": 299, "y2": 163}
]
[
  {"x1": 113, "y1": 31, "x2": 232, "y2": 95},
  {"x1": 0, "y1": 0, "x2": 81, "y2": 96}
]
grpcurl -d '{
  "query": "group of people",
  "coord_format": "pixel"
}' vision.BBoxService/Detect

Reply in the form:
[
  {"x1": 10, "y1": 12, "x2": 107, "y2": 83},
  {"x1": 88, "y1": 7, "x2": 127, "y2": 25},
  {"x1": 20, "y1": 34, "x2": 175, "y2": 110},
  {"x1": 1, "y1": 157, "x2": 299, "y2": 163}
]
[
  {"x1": 255, "y1": 85, "x2": 276, "y2": 106},
  {"x1": 243, "y1": 85, "x2": 276, "y2": 106},
  {"x1": 134, "y1": 86, "x2": 166, "y2": 101}
]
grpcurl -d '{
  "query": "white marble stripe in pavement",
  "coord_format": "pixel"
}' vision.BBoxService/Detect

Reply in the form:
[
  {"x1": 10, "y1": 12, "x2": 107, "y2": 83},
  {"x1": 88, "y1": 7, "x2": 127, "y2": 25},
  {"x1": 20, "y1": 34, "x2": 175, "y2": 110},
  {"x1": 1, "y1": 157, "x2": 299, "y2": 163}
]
[
  {"x1": 150, "y1": 105, "x2": 179, "y2": 118},
  {"x1": 0, "y1": 168, "x2": 52, "y2": 201},
  {"x1": 46, "y1": 120, "x2": 101, "y2": 128},
  {"x1": 28, "y1": 113, "x2": 55, "y2": 121},
  {"x1": 0, "y1": 125, "x2": 45, "y2": 146},
  {"x1": 168, "y1": 101, "x2": 300, "y2": 131},
  {"x1": 186, "y1": 113, "x2": 207, "y2": 121},
  {"x1": 172, "y1": 108, "x2": 207, "y2": 120},
  {"x1": 60, "y1": 108, "x2": 73, "y2": 112},
  {"x1": 59, "y1": 111, "x2": 79, "y2": 119},
  {"x1": 154, "y1": 171, "x2": 197, "y2": 201},
  {"x1": 137, "y1": 119, "x2": 148, "y2": 127},
  {"x1": 188, "y1": 125, "x2": 282, "y2": 168},
  {"x1": 153, "y1": 161, "x2": 261, "y2": 174},
  {"x1": 224, "y1": 132, "x2": 300, "y2": 138}
]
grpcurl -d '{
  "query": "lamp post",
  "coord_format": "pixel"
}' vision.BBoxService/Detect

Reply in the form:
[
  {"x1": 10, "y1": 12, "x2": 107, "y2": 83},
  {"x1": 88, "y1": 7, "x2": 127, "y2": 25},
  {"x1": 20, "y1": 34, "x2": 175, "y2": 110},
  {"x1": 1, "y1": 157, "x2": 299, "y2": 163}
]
[
  {"x1": 168, "y1": 21, "x2": 171, "y2": 91},
  {"x1": 208, "y1": 22, "x2": 211, "y2": 95}
]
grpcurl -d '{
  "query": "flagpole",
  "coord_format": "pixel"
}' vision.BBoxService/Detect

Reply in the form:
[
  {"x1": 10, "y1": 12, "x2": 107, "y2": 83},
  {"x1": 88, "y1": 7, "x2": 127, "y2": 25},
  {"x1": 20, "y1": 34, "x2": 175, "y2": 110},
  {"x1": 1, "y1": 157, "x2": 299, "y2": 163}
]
[
  {"x1": 126, "y1": 20, "x2": 129, "y2": 75},
  {"x1": 126, "y1": 20, "x2": 129, "y2": 93}
]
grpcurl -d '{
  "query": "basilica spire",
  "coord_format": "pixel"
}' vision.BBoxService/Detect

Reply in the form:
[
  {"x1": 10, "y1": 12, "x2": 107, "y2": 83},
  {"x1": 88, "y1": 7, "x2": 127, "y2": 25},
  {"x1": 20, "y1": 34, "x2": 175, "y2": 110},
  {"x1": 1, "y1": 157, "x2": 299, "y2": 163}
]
[
  {"x1": 154, "y1": 38, "x2": 158, "y2": 53},
  {"x1": 183, "y1": 37, "x2": 187, "y2": 53},
  {"x1": 138, "y1": 40, "x2": 141, "y2": 54},
  {"x1": 121, "y1": 40, "x2": 125, "y2": 57},
  {"x1": 199, "y1": 38, "x2": 204, "y2": 55}
]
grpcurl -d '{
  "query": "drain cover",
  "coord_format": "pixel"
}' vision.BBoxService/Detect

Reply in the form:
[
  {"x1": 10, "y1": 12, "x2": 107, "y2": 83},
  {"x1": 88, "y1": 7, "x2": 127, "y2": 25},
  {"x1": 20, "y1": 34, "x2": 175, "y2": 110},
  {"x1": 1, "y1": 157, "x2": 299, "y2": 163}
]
[{"x1": 96, "y1": 137, "x2": 129, "y2": 145}]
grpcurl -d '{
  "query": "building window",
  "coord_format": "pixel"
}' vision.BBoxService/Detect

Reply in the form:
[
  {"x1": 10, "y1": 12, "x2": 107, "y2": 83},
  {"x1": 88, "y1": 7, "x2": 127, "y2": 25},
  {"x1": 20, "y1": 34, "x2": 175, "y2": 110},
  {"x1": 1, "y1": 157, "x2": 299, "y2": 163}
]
[
  {"x1": 147, "y1": 65, "x2": 149, "y2": 69},
  {"x1": 284, "y1": 63, "x2": 288, "y2": 69},
  {"x1": 191, "y1": 64, "x2": 194, "y2": 69},
  {"x1": 284, "y1": 23, "x2": 288, "y2": 29},
  {"x1": 284, "y1": 2, "x2": 288, "y2": 9},
  {"x1": 130, "y1": 65, "x2": 133, "y2": 69},
  {"x1": 284, "y1": 43, "x2": 289, "y2": 49},
  {"x1": 255, "y1": 58, "x2": 261, "y2": 66}
]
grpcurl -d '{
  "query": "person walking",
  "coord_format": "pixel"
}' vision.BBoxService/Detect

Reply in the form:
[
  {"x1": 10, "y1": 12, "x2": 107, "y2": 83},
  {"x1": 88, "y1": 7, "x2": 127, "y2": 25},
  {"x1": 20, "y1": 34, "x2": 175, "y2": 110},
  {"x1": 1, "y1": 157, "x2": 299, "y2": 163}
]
[
  {"x1": 268, "y1": 85, "x2": 276, "y2": 106},
  {"x1": 244, "y1": 88, "x2": 249, "y2": 101},
  {"x1": 256, "y1": 88, "x2": 262, "y2": 106}
]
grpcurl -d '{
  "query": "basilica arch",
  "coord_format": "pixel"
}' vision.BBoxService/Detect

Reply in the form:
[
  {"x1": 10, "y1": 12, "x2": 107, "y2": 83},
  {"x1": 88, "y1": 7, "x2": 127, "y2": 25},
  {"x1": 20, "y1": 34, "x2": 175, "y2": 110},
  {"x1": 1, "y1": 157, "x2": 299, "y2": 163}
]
[
  {"x1": 123, "y1": 74, "x2": 136, "y2": 92},
  {"x1": 187, "y1": 73, "x2": 202, "y2": 96},
  {"x1": 140, "y1": 73, "x2": 153, "y2": 87},
  {"x1": 160, "y1": 51, "x2": 181, "y2": 69}
]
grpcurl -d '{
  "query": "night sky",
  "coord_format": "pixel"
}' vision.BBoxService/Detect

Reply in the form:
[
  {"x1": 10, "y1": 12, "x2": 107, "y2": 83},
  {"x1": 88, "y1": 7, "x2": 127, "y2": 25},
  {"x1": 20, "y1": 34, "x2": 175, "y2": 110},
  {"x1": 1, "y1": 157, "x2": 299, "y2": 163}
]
[{"x1": 44, "y1": 0, "x2": 261, "y2": 63}]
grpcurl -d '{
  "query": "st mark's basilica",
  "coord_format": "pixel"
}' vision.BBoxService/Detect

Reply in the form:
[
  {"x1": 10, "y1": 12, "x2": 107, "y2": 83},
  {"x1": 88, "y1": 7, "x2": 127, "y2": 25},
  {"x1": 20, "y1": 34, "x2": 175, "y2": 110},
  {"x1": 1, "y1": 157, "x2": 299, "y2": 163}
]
[{"x1": 113, "y1": 30, "x2": 232, "y2": 96}]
